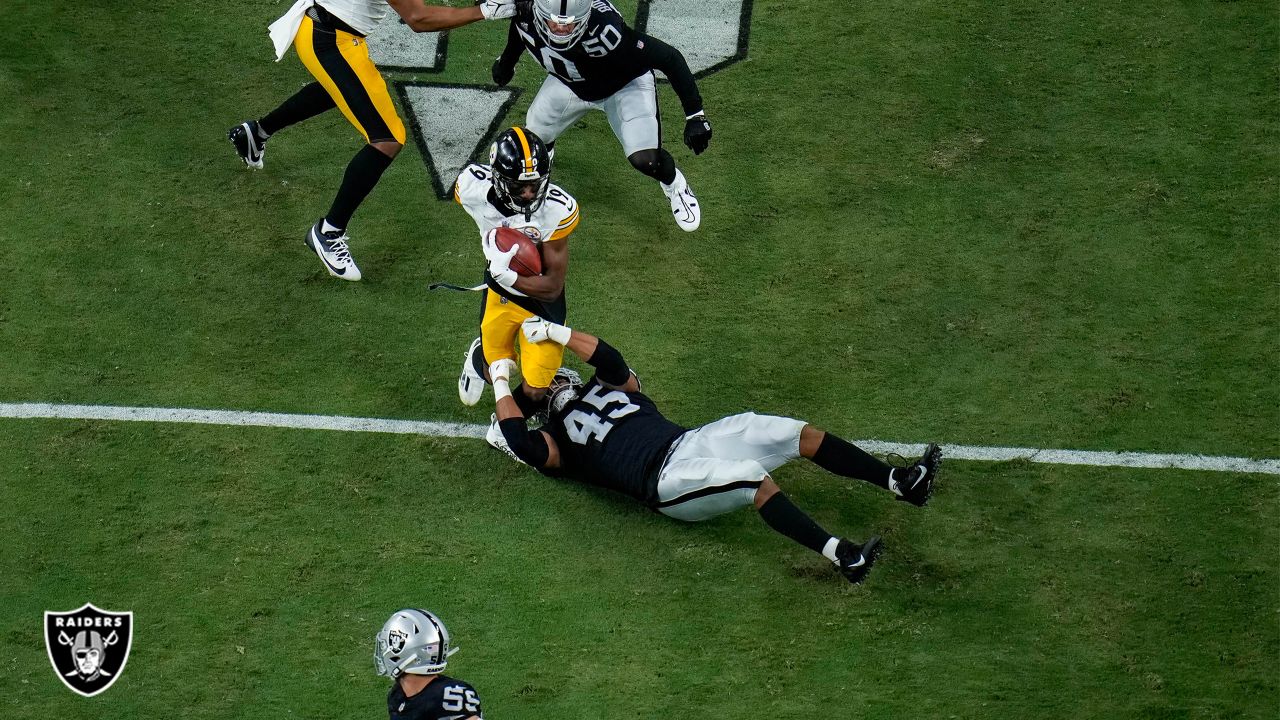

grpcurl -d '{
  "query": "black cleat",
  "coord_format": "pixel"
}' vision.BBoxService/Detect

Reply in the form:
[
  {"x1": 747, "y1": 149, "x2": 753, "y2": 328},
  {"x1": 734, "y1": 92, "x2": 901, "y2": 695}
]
[
  {"x1": 834, "y1": 535, "x2": 881, "y2": 584},
  {"x1": 888, "y1": 443, "x2": 942, "y2": 507},
  {"x1": 228, "y1": 120, "x2": 267, "y2": 169}
]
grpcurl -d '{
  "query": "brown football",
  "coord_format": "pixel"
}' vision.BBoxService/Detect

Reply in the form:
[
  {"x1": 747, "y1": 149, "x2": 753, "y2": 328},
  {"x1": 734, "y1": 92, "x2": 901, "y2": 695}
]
[{"x1": 493, "y1": 226, "x2": 542, "y2": 276}]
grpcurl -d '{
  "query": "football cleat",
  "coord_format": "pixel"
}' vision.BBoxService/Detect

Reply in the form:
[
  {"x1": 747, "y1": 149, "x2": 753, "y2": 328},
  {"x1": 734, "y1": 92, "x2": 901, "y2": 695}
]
[
  {"x1": 228, "y1": 120, "x2": 267, "y2": 169},
  {"x1": 834, "y1": 536, "x2": 881, "y2": 584},
  {"x1": 458, "y1": 337, "x2": 486, "y2": 406},
  {"x1": 485, "y1": 413, "x2": 527, "y2": 465},
  {"x1": 887, "y1": 443, "x2": 942, "y2": 507},
  {"x1": 661, "y1": 169, "x2": 700, "y2": 232},
  {"x1": 305, "y1": 220, "x2": 361, "y2": 281}
]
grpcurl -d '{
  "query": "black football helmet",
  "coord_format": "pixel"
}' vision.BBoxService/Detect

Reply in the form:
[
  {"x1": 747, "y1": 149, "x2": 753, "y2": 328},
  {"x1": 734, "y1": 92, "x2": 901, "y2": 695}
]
[{"x1": 490, "y1": 127, "x2": 552, "y2": 218}]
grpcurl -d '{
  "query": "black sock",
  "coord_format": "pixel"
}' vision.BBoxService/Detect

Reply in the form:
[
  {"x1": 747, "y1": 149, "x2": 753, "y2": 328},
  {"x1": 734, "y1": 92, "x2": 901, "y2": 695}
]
[
  {"x1": 512, "y1": 383, "x2": 544, "y2": 417},
  {"x1": 811, "y1": 433, "x2": 893, "y2": 489},
  {"x1": 757, "y1": 492, "x2": 834, "y2": 555},
  {"x1": 259, "y1": 82, "x2": 336, "y2": 136},
  {"x1": 326, "y1": 144, "x2": 395, "y2": 229},
  {"x1": 470, "y1": 342, "x2": 489, "y2": 383},
  {"x1": 627, "y1": 148, "x2": 676, "y2": 184}
]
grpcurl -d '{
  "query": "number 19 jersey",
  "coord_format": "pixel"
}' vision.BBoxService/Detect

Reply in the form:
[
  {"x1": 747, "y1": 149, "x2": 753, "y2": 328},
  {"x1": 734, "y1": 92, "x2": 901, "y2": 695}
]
[{"x1": 542, "y1": 377, "x2": 686, "y2": 506}]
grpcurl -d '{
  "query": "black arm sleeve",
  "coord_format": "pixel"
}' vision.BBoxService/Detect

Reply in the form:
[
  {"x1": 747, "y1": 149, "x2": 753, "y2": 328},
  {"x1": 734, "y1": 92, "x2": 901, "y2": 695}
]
[
  {"x1": 586, "y1": 339, "x2": 631, "y2": 387},
  {"x1": 633, "y1": 32, "x2": 703, "y2": 117},
  {"x1": 499, "y1": 418, "x2": 550, "y2": 467},
  {"x1": 497, "y1": 19, "x2": 525, "y2": 67}
]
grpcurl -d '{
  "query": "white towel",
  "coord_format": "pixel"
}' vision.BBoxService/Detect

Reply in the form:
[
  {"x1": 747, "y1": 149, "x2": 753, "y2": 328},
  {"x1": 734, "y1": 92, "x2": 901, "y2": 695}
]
[{"x1": 268, "y1": 0, "x2": 316, "y2": 62}]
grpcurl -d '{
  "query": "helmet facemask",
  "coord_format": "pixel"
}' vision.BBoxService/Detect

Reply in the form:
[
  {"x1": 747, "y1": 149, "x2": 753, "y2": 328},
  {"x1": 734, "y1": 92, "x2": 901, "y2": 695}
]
[
  {"x1": 547, "y1": 367, "x2": 584, "y2": 416},
  {"x1": 533, "y1": 0, "x2": 591, "y2": 49},
  {"x1": 494, "y1": 173, "x2": 551, "y2": 217}
]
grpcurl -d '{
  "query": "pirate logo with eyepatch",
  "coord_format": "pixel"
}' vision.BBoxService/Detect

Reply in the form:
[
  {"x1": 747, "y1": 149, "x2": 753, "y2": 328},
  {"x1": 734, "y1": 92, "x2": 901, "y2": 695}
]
[{"x1": 44, "y1": 603, "x2": 133, "y2": 697}]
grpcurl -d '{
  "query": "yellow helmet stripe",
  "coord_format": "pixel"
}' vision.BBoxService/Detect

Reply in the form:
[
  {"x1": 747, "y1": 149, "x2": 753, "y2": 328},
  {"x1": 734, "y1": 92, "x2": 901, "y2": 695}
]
[{"x1": 512, "y1": 126, "x2": 534, "y2": 174}]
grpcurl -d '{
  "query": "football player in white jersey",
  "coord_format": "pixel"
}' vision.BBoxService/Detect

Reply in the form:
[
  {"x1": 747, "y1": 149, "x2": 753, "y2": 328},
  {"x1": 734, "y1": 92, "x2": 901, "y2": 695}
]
[
  {"x1": 228, "y1": 0, "x2": 522, "y2": 281},
  {"x1": 453, "y1": 127, "x2": 580, "y2": 429}
]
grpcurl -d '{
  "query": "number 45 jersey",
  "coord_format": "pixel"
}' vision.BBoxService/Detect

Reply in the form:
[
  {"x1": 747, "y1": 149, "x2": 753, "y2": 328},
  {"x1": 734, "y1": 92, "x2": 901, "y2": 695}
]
[
  {"x1": 387, "y1": 675, "x2": 483, "y2": 720},
  {"x1": 541, "y1": 375, "x2": 687, "y2": 506}
]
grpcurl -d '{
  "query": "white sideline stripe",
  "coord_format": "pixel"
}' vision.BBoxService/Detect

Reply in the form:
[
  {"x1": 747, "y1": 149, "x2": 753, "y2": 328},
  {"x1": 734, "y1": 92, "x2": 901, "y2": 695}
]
[
  {"x1": 2, "y1": 403, "x2": 1276, "y2": 476},
  {"x1": 0, "y1": 402, "x2": 487, "y2": 439}
]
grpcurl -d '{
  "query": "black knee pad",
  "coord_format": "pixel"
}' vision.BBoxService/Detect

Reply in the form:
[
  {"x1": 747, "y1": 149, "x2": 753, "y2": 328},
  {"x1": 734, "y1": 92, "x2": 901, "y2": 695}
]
[{"x1": 627, "y1": 149, "x2": 675, "y2": 183}]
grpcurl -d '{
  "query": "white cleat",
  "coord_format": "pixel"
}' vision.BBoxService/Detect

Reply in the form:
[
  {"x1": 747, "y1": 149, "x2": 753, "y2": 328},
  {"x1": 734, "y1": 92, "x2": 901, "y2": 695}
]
[
  {"x1": 662, "y1": 168, "x2": 701, "y2": 232},
  {"x1": 458, "y1": 337, "x2": 486, "y2": 406},
  {"x1": 486, "y1": 413, "x2": 527, "y2": 465},
  {"x1": 305, "y1": 220, "x2": 362, "y2": 281}
]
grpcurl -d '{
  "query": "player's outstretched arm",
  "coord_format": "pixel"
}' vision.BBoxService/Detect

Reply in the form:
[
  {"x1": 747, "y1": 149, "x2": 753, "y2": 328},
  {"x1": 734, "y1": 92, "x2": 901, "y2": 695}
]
[
  {"x1": 491, "y1": 359, "x2": 562, "y2": 468},
  {"x1": 387, "y1": 0, "x2": 517, "y2": 32},
  {"x1": 492, "y1": 17, "x2": 525, "y2": 86},
  {"x1": 521, "y1": 319, "x2": 640, "y2": 392}
]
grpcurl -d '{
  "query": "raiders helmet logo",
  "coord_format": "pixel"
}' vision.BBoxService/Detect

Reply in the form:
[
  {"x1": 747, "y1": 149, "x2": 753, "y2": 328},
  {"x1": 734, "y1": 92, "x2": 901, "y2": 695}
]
[
  {"x1": 387, "y1": 629, "x2": 408, "y2": 654},
  {"x1": 44, "y1": 603, "x2": 133, "y2": 697}
]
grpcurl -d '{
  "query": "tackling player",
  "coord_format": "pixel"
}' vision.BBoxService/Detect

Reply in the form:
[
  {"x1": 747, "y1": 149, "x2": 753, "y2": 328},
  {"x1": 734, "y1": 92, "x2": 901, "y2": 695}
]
[
  {"x1": 374, "y1": 609, "x2": 484, "y2": 720},
  {"x1": 228, "y1": 0, "x2": 521, "y2": 281},
  {"x1": 490, "y1": 0, "x2": 711, "y2": 232},
  {"x1": 485, "y1": 318, "x2": 944, "y2": 584},
  {"x1": 454, "y1": 127, "x2": 580, "y2": 420}
]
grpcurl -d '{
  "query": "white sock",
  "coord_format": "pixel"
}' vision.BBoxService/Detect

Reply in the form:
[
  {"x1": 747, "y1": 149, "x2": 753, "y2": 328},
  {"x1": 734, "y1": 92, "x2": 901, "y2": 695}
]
[
  {"x1": 821, "y1": 537, "x2": 841, "y2": 563},
  {"x1": 661, "y1": 168, "x2": 685, "y2": 193},
  {"x1": 321, "y1": 219, "x2": 343, "y2": 235}
]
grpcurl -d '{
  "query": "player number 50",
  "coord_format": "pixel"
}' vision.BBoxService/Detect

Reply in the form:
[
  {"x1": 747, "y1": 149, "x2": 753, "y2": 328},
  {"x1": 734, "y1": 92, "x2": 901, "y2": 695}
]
[{"x1": 582, "y1": 24, "x2": 623, "y2": 57}]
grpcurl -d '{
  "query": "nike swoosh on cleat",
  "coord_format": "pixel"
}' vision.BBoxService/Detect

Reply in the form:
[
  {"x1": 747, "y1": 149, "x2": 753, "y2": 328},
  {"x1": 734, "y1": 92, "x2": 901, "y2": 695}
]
[
  {"x1": 309, "y1": 231, "x2": 349, "y2": 276},
  {"x1": 845, "y1": 556, "x2": 866, "y2": 569}
]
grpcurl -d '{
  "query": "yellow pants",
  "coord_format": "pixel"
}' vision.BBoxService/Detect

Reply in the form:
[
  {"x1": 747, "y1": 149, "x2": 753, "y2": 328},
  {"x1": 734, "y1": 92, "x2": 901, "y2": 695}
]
[
  {"x1": 293, "y1": 16, "x2": 406, "y2": 144},
  {"x1": 481, "y1": 291, "x2": 565, "y2": 389}
]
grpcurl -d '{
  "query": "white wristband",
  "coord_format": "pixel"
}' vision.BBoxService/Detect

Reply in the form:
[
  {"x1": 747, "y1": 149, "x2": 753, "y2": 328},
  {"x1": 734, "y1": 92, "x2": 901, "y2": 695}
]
[
  {"x1": 548, "y1": 323, "x2": 573, "y2": 345},
  {"x1": 493, "y1": 378, "x2": 512, "y2": 401}
]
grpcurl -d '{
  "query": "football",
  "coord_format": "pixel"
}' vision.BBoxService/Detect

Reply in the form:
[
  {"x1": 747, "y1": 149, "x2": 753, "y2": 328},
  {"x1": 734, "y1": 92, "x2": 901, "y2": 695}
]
[{"x1": 493, "y1": 226, "x2": 543, "y2": 276}]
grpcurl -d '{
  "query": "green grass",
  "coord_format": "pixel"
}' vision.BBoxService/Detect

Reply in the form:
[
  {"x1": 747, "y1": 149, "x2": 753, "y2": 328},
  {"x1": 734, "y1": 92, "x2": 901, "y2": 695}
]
[{"x1": 1, "y1": 0, "x2": 1276, "y2": 717}]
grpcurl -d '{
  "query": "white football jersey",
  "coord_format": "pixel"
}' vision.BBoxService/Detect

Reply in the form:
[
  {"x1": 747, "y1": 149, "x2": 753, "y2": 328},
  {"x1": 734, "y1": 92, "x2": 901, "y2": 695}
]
[
  {"x1": 454, "y1": 163, "x2": 581, "y2": 245},
  {"x1": 315, "y1": 0, "x2": 387, "y2": 36}
]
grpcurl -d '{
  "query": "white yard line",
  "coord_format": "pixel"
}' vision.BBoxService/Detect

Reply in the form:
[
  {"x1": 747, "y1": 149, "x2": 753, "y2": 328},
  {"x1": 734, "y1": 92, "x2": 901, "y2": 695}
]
[{"x1": 2, "y1": 402, "x2": 1276, "y2": 476}]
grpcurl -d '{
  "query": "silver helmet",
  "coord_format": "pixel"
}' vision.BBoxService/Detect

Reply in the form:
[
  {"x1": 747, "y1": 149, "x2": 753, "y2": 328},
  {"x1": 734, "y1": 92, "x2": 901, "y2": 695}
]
[
  {"x1": 547, "y1": 367, "x2": 584, "y2": 415},
  {"x1": 373, "y1": 609, "x2": 457, "y2": 678},
  {"x1": 533, "y1": 0, "x2": 592, "y2": 49}
]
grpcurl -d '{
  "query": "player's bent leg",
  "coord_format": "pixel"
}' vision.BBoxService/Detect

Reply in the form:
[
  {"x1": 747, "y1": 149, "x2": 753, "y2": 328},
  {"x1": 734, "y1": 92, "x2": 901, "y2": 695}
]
[
  {"x1": 680, "y1": 413, "x2": 805, "y2": 473},
  {"x1": 753, "y1": 478, "x2": 881, "y2": 584},
  {"x1": 655, "y1": 458, "x2": 764, "y2": 522},
  {"x1": 806, "y1": 428, "x2": 944, "y2": 506},
  {"x1": 525, "y1": 75, "x2": 591, "y2": 149},
  {"x1": 627, "y1": 149, "x2": 676, "y2": 183}
]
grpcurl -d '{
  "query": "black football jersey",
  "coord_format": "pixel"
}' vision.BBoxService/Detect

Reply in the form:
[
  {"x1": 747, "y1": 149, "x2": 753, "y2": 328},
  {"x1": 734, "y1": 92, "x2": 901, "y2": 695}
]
[
  {"x1": 387, "y1": 675, "x2": 483, "y2": 720},
  {"x1": 541, "y1": 375, "x2": 686, "y2": 505},
  {"x1": 512, "y1": 0, "x2": 652, "y2": 101}
]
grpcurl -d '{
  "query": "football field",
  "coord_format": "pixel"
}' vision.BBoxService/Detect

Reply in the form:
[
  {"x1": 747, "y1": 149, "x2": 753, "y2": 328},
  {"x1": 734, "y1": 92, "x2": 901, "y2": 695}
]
[{"x1": 2, "y1": 1, "x2": 1277, "y2": 718}]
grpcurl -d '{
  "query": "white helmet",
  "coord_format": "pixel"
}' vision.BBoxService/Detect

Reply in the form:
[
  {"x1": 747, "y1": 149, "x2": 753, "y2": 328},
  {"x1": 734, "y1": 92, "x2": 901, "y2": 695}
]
[
  {"x1": 547, "y1": 367, "x2": 584, "y2": 415},
  {"x1": 533, "y1": 0, "x2": 592, "y2": 49},
  {"x1": 373, "y1": 609, "x2": 457, "y2": 678}
]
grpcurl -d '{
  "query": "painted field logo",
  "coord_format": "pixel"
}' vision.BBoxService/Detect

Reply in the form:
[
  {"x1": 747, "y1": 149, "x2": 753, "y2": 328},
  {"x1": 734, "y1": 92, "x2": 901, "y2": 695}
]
[{"x1": 44, "y1": 603, "x2": 133, "y2": 697}]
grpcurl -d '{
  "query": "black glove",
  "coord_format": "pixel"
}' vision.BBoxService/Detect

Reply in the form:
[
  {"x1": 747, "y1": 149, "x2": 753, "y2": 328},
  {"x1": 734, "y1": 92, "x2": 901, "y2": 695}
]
[
  {"x1": 492, "y1": 59, "x2": 515, "y2": 87},
  {"x1": 683, "y1": 113, "x2": 712, "y2": 155}
]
